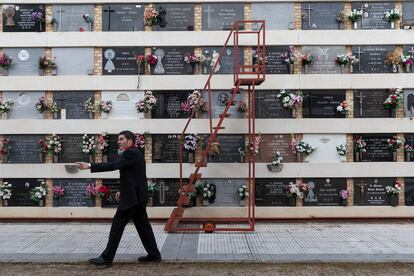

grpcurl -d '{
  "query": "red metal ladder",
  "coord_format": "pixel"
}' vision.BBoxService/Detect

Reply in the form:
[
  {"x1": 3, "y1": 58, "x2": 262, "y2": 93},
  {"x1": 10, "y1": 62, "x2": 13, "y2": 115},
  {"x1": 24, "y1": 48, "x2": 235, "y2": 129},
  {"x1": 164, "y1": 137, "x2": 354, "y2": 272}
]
[{"x1": 164, "y1": 20, "x2": 266, "y2": 233}]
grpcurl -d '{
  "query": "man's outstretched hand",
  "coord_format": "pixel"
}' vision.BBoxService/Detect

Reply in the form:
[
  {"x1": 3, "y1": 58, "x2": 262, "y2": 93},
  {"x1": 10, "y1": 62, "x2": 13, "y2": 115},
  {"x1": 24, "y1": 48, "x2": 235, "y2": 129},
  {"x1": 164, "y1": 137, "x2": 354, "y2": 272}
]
[{"x1": 75, "y1": 162, "x2": 89, "y2": 170}]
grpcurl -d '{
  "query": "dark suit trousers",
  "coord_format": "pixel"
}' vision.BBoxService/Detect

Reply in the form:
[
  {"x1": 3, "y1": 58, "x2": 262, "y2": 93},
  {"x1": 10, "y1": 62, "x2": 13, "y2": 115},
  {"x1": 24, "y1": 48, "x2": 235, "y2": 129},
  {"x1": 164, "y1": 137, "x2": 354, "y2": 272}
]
[{"x1": 101, "y1": 204, "x2": 161, "y2": 261}]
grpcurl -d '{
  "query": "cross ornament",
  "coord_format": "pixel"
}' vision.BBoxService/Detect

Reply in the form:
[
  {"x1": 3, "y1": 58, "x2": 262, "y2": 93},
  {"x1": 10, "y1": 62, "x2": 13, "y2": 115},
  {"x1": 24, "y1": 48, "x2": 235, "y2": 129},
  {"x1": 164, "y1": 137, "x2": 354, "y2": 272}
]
[
  {"x1": 157, "y1": 181, "x2": 169, "y2": 205},
  {"x1": 354, "y1": 91, "x2": 366, "y2": 117},
  {"x1": 103, "y1": 5, "x2": 115, "y2": 31},
  {"x1": 355, "y1": 179, "x2": 369, "y2": 205}
]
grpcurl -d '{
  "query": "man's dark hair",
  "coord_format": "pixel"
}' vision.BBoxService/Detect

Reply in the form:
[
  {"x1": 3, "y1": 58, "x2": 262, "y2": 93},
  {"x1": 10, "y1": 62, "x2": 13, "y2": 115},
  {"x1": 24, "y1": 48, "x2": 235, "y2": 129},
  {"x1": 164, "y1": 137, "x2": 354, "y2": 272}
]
[{"x1": 119, "y1": 130, "x2": 135, "y2": 143}]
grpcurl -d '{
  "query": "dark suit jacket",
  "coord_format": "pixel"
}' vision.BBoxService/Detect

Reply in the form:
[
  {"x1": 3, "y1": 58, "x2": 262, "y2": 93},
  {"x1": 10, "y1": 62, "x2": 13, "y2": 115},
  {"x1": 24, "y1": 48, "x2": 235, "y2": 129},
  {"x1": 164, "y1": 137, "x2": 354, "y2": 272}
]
[{"x1": 91, "y1": 148, "x2": 148, "y2": 210}]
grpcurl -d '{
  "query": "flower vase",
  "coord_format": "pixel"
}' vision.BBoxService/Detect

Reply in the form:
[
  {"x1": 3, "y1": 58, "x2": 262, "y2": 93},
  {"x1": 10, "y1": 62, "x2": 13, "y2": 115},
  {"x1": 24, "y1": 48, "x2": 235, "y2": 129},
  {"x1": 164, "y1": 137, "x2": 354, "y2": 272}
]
[
  {"x1": 267, "y1": 164, "x2": 283, "y2": 172},
  {"x1": 3, "y1": 199, "x2": 8, "y2": 207},
  {"x1": 39, "y1": 152, "x2": 44, "y2": 163},
  {"x1": 53, "y1": 154, "x2": 59, "y2": 163},
  {"x1": 186, "y1": 63, "x2": 195, "y2": 74},
  {"x1": 353, "y1": 22, "x2": 358, "y2": 29},
  {"x1": 2, "y1": 68, "x2": 8, "y2": 76},
  {"x1": 102, "y1": 155, "x2": 108, "y2": 163},
  {"x1": 240, "y1": 199, "x2": 246, "y2": 207},
  {"x1": 355, "y1": 151, "x2": 362, "y2": 162},
  {"x1": 89, "y1": 154, "x2": 95, "y2": 163},
  {"x1": 147, "y1": 64, "x2": 151, "y2": 74},
  {"x1": 102, "y1": 112, "x2": 108, "y2": 119},
  {"x1": 203, "y1": 199, "x2": 209, "y2": 206},
  {"x1": 39, "y1": 199, "x2": 44, "y2": 207},
  {"x1": 340, "y1": 64, "x2": 345, "y2": 74},
  {"x1": 288, "y1": 196, "x2": 296, "y2": 207},
  {"x1": 2, "y1": 154, "x2": 8, "y2": 163},
  {"x1": 88, "y1": 112, "x2": 93, "y2": 119},
  {"x1": 288, "y1": 63, "x2": 294, "y2": 74},
  {"x1": 340, "y1": 155, "x2": 347, "y2": 162},
  {"x1": 304, "y1": 64, "x2": 309, "y2": 74},
  {"x1": 341, "y1": 198, "x2": 348, "y2": 206},
  {"x1": 406, "y1": 152, "x2": 412, "y2": 162},
  {"x1": 51, "y1": 69, "x2": 57, "y2": 76},
  {"x1": 1, "y1": 113, "x2": 7, "y2": 120},
  {"x1": 188, "y1": 152, "x2": 195, "y2": 163},
  {"x1": 392, "y1": 64, "x2": 398, "y2": 73},
  {"x1": 392, "y1": 151, "x2": 397, "y2": 162},
  {"x1": 291, "y1": 109, "x2": 296, "y2": 118},
  {"x1": 389, "y1": 194, "x2": 399, "y2": 207},
  {"x1": 38, "y1": 69, "x2": 44, "y2": 76},
  {"x1": 296, "y1": 152, "x2": 303, "y2": 162},
  {"x1": 391, "y1": 21, "x2": 395, "y2": 29},
  {"x1": 53, "y1": 112, "x2": 58, "y2": 119},
  {"x1": 406, "y1": 64, "x2": 411, "y2": 73},
  {"x1": 147, "y1": 197, "x2": 153, "y2": 207},
  {"x1": 196, "y1": 196, "x2": 203, "y2": 207},
  {"x1": 350, "y1": 64, "x2": 354, "y2": 73},
  {"x1": 144, "y1": 112, "x2": 151, "y2": 119},
  {"x1": 304, "y1": 155, "x2": 309, "y2": 162}
]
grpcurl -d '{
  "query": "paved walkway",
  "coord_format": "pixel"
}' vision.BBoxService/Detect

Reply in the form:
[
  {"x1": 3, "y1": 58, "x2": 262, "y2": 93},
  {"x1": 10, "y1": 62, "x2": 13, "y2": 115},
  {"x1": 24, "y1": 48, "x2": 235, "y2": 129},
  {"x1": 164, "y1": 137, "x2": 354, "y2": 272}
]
[{"x1": 1, "y1": 222, "x2": 414, "y2": 262}]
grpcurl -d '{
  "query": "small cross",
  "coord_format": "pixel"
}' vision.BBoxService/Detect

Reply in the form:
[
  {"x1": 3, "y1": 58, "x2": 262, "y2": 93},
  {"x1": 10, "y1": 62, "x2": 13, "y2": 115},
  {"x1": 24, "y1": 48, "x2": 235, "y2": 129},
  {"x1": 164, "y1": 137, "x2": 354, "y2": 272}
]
[
  {"x1": 103, "y1": 5, "x2": 115, "y2": 31},
  {"x1": 57, "y1": 5, "x2": 65, "y2": 31},
  {"x1": 304, "y1": 3, "x2": 313, "y2": 29},
  {"x1": 203, "y1": 5, "x2": 214, "y2": 29},
  {"x1": 354, "y1": 91, "x2": 366, "y2": 117},
  {"x1": 355, "y1": 179, "x2": 368, "y2": 205},
  {"x1": 157, "y1": 181, "x2": 169, "y2": 205},
  {"x1": 353, "y1": 46, "x2": 365, "y2": 72}
]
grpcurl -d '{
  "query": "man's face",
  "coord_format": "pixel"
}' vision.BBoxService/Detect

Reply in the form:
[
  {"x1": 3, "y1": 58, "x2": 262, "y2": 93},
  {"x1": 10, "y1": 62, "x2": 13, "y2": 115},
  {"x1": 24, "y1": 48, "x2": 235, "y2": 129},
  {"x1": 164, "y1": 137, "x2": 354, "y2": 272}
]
[{"x1": 118, "y1": 135, "x2": 133, "y2": 150}]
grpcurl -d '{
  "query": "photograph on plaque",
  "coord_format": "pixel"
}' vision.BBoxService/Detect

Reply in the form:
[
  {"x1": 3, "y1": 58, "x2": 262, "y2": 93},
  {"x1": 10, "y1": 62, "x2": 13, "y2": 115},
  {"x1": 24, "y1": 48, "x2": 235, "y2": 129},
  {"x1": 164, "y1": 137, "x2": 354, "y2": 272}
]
[
  {"x1": 355, "y1": 134, "x2": 394, "y2": 162},
  {"x1": 255, "y1": 178, "x2": 295, "y2": 206},
  {"x1": 101, "y1": 179, "x2": 120, "y2": 208},
  {"x1": 51, "y1": 48, "x2": 94, "y2": 75},
  {"x1": 301, "y1": 2, "x2": 345, "y2": 30},
  {"x1": 253, "y1": 46, "x2": 290, "y2": 74},
  {"x1": 404, "y1": 89, "x2": 414, "y2": 118},
  {"x1": 201, "y1": 46, "x2": 244, "y2": 75},
  {"x1": 302, "y1": 90, "x2": 346, "y2": 118},
  {"x1": 255, "y1": 134, "x2": 296, "y2": 163},
  {"x1": 354, "y1": 90, "x2": 391, "y2": 118},
  {"x1": 2, "y1": 4, "x2": 45, "y2": 32},
  {"x1": 53, "y1": 91, "x2": 94, "y2": 119},
  {"x1": 405, "y1": 178, "x2": 414, "y2": 206},
  {"x1": 302, "y1": 178, "x2": 347, "y2": 206},
  {"x1": 255, "y1": 90, "x2": 293, "y2": 118},
  {"x1": 202, "y1": 134, "x2": 245, "y2": 163},
  {"x1": 153, "y1": 4, "x2": 194, "y2": 31},
  {"x1": 59, "y1": 134, "x2": 89, "y2": 163},
  {"x1": 150, "y1": 47, "x2": 194, "y2": 75},
  {"x1": 102, "y1": 4, "x2": 144, "y2": 31},
  {"x1": 405, "y1": 134, "x2": 414, "y2": 162},
  {"x1": 152, "y1": 179, "x2": 182, "y2": 207},
  {"x1": 351, "y1": 45, "x2": 394, "y2": 73},
  {"x1": 201, "y1": 3, "x2": 244, "y2": 31},
  {"x1": 152, "y1": 90, "x2": 188, "y2": 119},
  {"x1": 198, "y1": 90, "x2": 246, "y2": 119},
  {"x1": 351, "y1": 2, "x2": 394, "y2": 29},
  {"x1": 101, "y1": 91, "x2": 144, "y2": 119},
  {"x1": 152, "y1": 134, "x2": 189, "y2": 163},
  {"x1": 3, "y1": 178, "x2": 45, "y2": 206},
  {"x1": 354, "y1": 178, "x2": 394, "y2": 206},
  {"x1": 2, "y1": 48, "x2": 44, "y2": 76},
  {"x1": 51, "y1": 4, "x2": 95, "y2": 32},
  {"x1": 251, "y1": 3, "x2": 294, "y2": 30},
  {"x1": 303, "y1": 134, "x2": 347, "y2": 163},
  {"x1": 102, "y1": 47, "x2": 145, "y2": 75},
  {"x1": 3, "y1": 135, "x2": 44, "y2": 164},
  {"x1": 53, "y1": 179, "x2": 95, "y2": 207},
  {"x1": 2, "y1": 91, "x2": 44, "y2": 119},
  {"x1": 301, "y1": 46, "x2": 344, "y2": 74}
]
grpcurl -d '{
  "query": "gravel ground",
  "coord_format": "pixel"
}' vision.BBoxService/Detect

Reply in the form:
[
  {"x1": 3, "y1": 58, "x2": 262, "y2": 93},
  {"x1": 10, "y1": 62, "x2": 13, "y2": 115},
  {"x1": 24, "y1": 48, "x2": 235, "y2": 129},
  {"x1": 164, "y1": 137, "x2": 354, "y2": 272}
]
[{"x1": 1, "y1": 262, "x2": 414, "y2": 276}]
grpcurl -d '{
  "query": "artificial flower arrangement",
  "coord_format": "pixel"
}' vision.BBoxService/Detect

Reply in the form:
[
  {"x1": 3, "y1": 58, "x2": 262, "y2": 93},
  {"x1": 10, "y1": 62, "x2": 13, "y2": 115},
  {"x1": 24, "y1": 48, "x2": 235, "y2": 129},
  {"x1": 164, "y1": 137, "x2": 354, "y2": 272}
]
[
  {"x1": 280, "y1": 46, "x2": 296, "y2": 65},
  {"x1": 100, "y1": 100, "x2": 112, "y2": 114},
  {"x1": 30, "y1": 181, "x2": 48, "y2": 204},
  {"x1": 97, "y1": 132, "x2": 109, "y2": 158},
  {"x1": 336, "y1": 100, "x2": 349, "y2": 115},
  {"x1": 85, "y1": 183, "x2": 97, "y2": 200},
  {"x1": 348, "y1": 9, "x2": 362, "y2": 28},
  {"x1": 84, "y1": 97, "x2": 95, "y2": 113},
  {"x1": 0, "y1": 182, "x2": 12, "y2": 205},
  {"x1": 276, "y1": 89, "x2": 303, "y2": 110},
  {"x1": 203, "y1": 182, "x2": 216, "y2": 203},
  {"x1": 184, "y1": 53, "x2": 198, "y2": 64},
  {"x1": 183, "y1": 133, "x2": 200, "y2": 152},
  {"x1": 336, "y1": 54, "x2": 348, "y2": 65},
  {"x1": 387, "y1": 135, "x2": 405, "y2": 153},
  {"x1": 0, "y1": 53, "x2": 13, "y2": 71},
  {"x1": 386, "y1": 181, "x2": 402, "y2": 195},
  {"x1": 52, "y1": 186, "x2": 65, "y2": 202},
  {"x1": 336, "y1": 144, "x2": 347, "y2": 156},
  {"x1": 136, "y1": 91, "x2": 157, "y2": 113},
  {"x1": 81, "y1": 134, "x2": 96, "y2": 157},
  {"x1": 236, "y1": 100, "x2": 247, "y2": 113},
  {"x1": 0, "y1": 138, "x2": 10, "y2": 161},
  {"x1": 384, "y1": 50, "x2": 401, "y2": 72},
  {"x1": 267, "y1": 151, "x2": 284, "y2": 172},
  {"x1": 250, "y1": 133, "x2": 263, "y2": 156},
  {"x1": 383, "y1": 88, "x2": 403, "y2": 110},
  {"x1": 0, "y1": 97, "x2": 14, "y2": 116},
  {"x1": 238, "y1": 184, "x2": 249, "y2": 200},
  {"x1": 97, "y1": 185, "x2": 111, "y2": 201},
  {"x1": 35, "y1": 96, "x2": 48, "y2": 113},
  {"x1": 291, "y1": 138, "x2": 315, "y2": 160},
  {"x1": 135, "y1": 133, "x2": 146, "y2": 150},
  {"x1": 300, "y1": 54, "x2": 314, "y2": 65},
  {"x1": 353, "y1": 136, "x2": 366, "y2": 161},
  {"x1": 384, "y1": 9, "x2": 400, "y2": 28},
  {"x1": 400, "y1": 54, "x2": 413, "y2": 72},
  {"x1": 286, "y1": 181, "x2": 305, "y2": 200},
  {"x1": 144, "y1": 5, "x2": 160, "y2": 26},
  {"x1": 181, "y1": 90, "x2": 208, "y2": 114}
]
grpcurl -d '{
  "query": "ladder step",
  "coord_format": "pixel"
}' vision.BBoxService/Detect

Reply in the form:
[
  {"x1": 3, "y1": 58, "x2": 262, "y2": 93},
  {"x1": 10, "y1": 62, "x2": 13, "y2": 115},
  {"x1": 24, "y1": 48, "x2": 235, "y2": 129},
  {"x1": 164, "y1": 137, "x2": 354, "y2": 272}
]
[
  {"x1": 189, "y1": 173, "x2": 202, "y2": 182},
  {"x1": 195, "y1": 161, "x2": 208, "y2": 167},
  {"x1": 178, "y1": 195, "x2": 192, "y2": 207},
  {"x1": 183, "y1": 184, "x2": 195, "y2": 193},
  {"x1": 219, "y1": 113, "x2": 231, "y2": 118},
  {"x1": 213, "y1": 126, "x2": 225, "y2": 130}
]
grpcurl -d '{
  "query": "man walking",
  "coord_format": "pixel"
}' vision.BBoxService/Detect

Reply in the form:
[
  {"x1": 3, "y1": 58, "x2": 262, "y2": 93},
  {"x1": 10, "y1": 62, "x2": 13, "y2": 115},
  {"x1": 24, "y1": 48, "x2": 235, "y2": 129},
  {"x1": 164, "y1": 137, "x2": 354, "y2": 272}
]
[{"x1": 76, "y1": 130, "x2": 161, "y2": 266}]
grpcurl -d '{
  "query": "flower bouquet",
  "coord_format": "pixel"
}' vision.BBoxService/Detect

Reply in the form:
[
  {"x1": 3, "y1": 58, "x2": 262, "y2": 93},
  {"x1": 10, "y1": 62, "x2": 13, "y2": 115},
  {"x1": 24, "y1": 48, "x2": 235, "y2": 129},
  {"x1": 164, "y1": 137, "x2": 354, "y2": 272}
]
[
  {"x1": 291, "y1": 138, "x2": 315, "y2": 162},
  {"x1": 405, "y1": 144, "x2": 413, "y2": 162},
  {"x1": 383, "y1": 88, "x2": 403, "y2": 111},
  {"x1": 238, "y1": 184, "x2": 249, "y2": 206},
  {"x1": 267, "y1": 151, "x2": 283, "y2": 172},
  {"x1": 38, "y1": 57, "x2": 57, "y2": 75},
  {"x1": 387, "y1": 135, "x2": 405, "y2": 161},
  {"x1": 144, "y1": 5, "x2": 160, "y2": 26},
  {"x1": 84, "y1": 97, "x2": 95, "y2": 118},
  {"x1": 384, "y1": 50, "x2": 401, "y2": 73},
  {"x1": 300, "y1": 54, "x2": 314, "y2": 74},
  {"x1": 183, "y1": 133, "x2": 199, "y2": 163},
  {"x1": 336, "y1": 54, "x2": 348, "y2": 73},
  {"x1": 236, "y1": 100, "x2": 247, "y2": 113},
  {"x1": 276, "y1": 89, "x2": 303, "y2": 117},
  {"x1": 49, "y1": 102, "x2": 60, "y2": 119},
  {"x1": 98, "y1": 132, "x2": 109, "y2": 161},
  {"x1": 353, "y1": 136, "x2": 366, "y2": 162},
  {"x1": 181, "y1": 90, "x2": 208, "y2": 115},
  {"x1": 0, "y1": 97, "x2": 14, "y2": 119},
  {"x1": 52, "y1": 186, "x2": 65, "y2": 206},
  {"x1": 0, "y1": 182, "x2": 12, "y2": 207},
  {"x1": 35, "y1": 96, "x2": 48, "y2": 113},
  {"x1": 97, "y1": 185, "x2": 111, "y2": 202},
  {"x1": 400, "y1": 54, "x2": 413, "y2": 73},
  {"x1": 100, "y1": 100, "x2": 112, "y2": 118},
  {"x1": 384, "y1": 9, "x2": 400, "y2": 29},
  {"x1": 30, "y1": 181, "x2": 48, "y2": 206},
  {"x1": 336, "y1": 100, "x2": 349, "y2": 115},
  {"x1": 82, "y1": 134, "x2": 96, "y2": 162},
  {"x1": 346, "y1": 53, "x2": 359, "y2": 73},
  {"x1": 31, "y1": 11, "x2": 45, "y2": 31},
  {"x1": 348, "y1": 9, "x2": 362, "y2": 29},
  {"x1": 0, "y1": 53, "x2": 12, "y2": 75},
  {"x1": 339, "y1": 189, "x2": 349, "y2": 206},
  {"x1": 147, "y1": 180, "x2": 156, "y2": 206},
  {"x1": 336, "y1": 144, "x2": 347, "y2": 161},
  {"x1": 46, "y1": 134, "x2": 62, "y2": 162},
  {"x1": 286, "y1": 181, "x2": 304, "y2": 206},
  {"x1": 280, "y1": 46, "x2": 296, "y2": 73},
  {"x1": 386, "y1": 181, "x2": 402, "y2": 206},
  {"x1": 85, "y1": 183, "x2": 97, "y2": 200},
  {"x1": 203, "y1": 182, "x2": 216, "y2": 205},
  {"x1": 136, "y1": 91, "x2": 157, "y2": 115},
  {"x1": 0, "y1": 138, "x2": 10, "y2": 163}
]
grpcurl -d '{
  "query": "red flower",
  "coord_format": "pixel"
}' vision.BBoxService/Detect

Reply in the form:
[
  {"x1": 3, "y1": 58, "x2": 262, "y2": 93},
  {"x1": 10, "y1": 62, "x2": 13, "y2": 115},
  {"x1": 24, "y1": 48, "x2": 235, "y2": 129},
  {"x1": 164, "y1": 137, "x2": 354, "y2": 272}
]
[{"x1": 98, "y1": 185, "x2": 111, "y2": 200}]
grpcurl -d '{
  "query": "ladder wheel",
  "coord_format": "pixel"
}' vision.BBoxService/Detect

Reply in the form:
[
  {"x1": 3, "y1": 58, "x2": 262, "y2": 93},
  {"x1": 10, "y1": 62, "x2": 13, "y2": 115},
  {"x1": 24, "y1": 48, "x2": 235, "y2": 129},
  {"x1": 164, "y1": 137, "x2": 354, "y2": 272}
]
[{"x1": 203, "y1": 222, "x2": 215, "y2": 233}]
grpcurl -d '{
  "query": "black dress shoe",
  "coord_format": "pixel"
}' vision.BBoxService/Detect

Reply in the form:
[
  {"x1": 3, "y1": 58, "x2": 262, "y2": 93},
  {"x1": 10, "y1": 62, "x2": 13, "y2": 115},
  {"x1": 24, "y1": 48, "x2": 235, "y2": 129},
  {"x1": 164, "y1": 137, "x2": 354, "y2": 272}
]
[
  {"x1": 138, "y1": 255, "x2": 162, "y2": 263},
  {"x1": 88, "y1": 256, "x2": 112, "y2": 267}
]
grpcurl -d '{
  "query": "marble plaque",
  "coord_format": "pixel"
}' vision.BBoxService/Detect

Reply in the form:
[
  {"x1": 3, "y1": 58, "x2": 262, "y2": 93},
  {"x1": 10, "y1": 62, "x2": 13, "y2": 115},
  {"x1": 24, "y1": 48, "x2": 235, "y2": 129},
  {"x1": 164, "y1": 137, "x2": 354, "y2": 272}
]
[
  {"x1": 150, "y1": 47, "x2": 193, "y2": 75},
  {"x1": 255, "y1": 90, "x2": 292, "y2": 118},
  {"x1": 201, "y1": 47, "x2": 244, "y2": 75},
  {"x1": 152, "y1": 179, "x2": 182, "y2": 206},
  {"x1": 3, "y1": 91, "x2": 44, "y2": 119},
  {"x1": 203, "y1": 134, "x2": 245, "y2": 163},
  {"x1": 3, "y1": 178, "x2": 44, "y2": 206},
  {"x1": 207, "y1": 179, "x2": 245, "y2": 206},
  {"x1": 255, "y1": 178, "x2": 295, "y2": 206},
  {"x1": 301, "y1": 46, "x2": 344, "y2": 74},
  {"x1": 302, "y1": 90, "x2": 346, "y2": 118},
  {"x1": 352, "y1": 45, "x2": 394, "y2": 73},
  {"x1": 152, "y1": 134, "x2": 190, "y2": 163},
  {"x1": 4, "y1": 135, "x2": 44, "y2": 163},
  {"x1": 2, "y1": 4, "x2": 45, "y2": 32},
  {"x1": 101, "y1": 91, "x2": 144, "y2": 119},
  {"x1": 351, "y1": 2, "x2": 394, "y2": 29},
  {"x1": 251, "y1": 3, "x2": 294, "y2": 30},
  {"x1": 51, "y1": 48, "x2": 94, "y2": 75},
  {"x1": 3, "y1": 48, "x2": 44, "y2": 76},
  {"x1": 53, "y1": 91, "x2": 94, "y2": 119},
  {"x1": 153, "y1": 4, "x2": 194, "y2": 31},
  {"x1": 403, "y1": 2, "x2": 414, "y2": 27},
  {"x1": 51, "y1": 4, "x2": 94, "y2": 32},
  {"x1": 302, "y1": 134, "x2": 347, "y2": 163},
  {"x1": 354, "y1": 90, "x2": 391, "y2": 118},
  {"x1": 199, "y1": 90, "x2": 246, "y2": 118},
  {"x1": 354, "y1": 178, "x2": 394, "y2": 206},
  {"x1": 152, "y1": 90, "x2": 188, "y2": 119},
  {"x1": 53, "y1": 179, "x2": 95, "y2": 207},
  {"x1": 102, "y1": 47, "x2": 145, "y2": 75},
  {"x1": 201, "y1": 3, "x2": 244, "y2": 31},
  {"x1": 302, "y1": 178, "x2": 347, "y2": 206},
  {"x1": 59, "y1": 135, "x2": 89, "y2": 163},
  {"x1": 256, "y1": 46, "x2": 290, "y2": 74},
  {"x1": 255, "y1": 134, "x2": 296, "y2": 163},
  {"x1": 357, "y1": 134, "x2": 393, "y2": 162},
  {"x1": 301, "y1": 2, "x2": 345, "y2": 30},
  {"x1": 102, "y1": 4, "x2": 144, "y2": 31}
]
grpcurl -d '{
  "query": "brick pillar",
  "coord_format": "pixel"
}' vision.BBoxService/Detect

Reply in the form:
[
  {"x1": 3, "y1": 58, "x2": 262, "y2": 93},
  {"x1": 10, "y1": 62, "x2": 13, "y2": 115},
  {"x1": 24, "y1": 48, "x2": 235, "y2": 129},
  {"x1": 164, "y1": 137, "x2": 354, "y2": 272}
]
[
  {"x1": 145, "y1": 136, "x2": 152, "y2": 163},
  {"x1": 343, "y1": 2, "x2": 352, "y2": 30},
  {"x1": 94, "y1": 91, "x2": 101, "y2": 119},
  {"x1": 45, "y1": 5, "x2": 53, "y2": 32},
  {"x1": 296, "y1": 179, "x2": 303, "y2": 207},
  {"x1": 45, "y1": 135, "x2": 53, "y2": 163},
  {"x1": 244, "y1": 48, "x2": 252, "y2": 73},
  {"x1": 194, "y1": 4, "x2": 202, "y2": 31},
  {"x1": 347, "y1": 178, "x2": 354, "y2": 206},
  {"x1": 95, "y1": 179, "x2": 102, "y2": 207},
  {"x1": 46, "y1": 179, "x2": 53, "y2": 207},
  {"x1": 397, "y1": 177, "x2": 405, "y2": 205},
  {"x1": 244, "y1": 3, "x2": 252, "y2": 30},
  {"x1": 346, "y1": 134, "x2": 354, "y2": 162},
  {"x1": 395, "y1": 1, "x2": 403, "y2": 30},
  {"x1": 194, "y1": 48, "x2": 202, "y2": 75},
  {"x1": 396, "y1": 90, "x2": 404, "y2": 118},
  {"x1": 294, "y1": 46, "x2": 302, "y2": 75},
  {"x1": 345, "y1": 46, "x2": 353, "y2": 74},
  {"x1": 397, "y1": 133, "x2": 405, "y2": 162},
  {"x1": 44, "y1": 91, "x2": 53, "y2": 119},
  {"x1": 93, "y1": 48, "x2": 102, "y2": 75},
  {"x1": 345, "y1": 89, "x2": 354, "y2": 118},
  {"x1": 44, "y1": 48, "x2": 52, "y2": 76},
  {"x1": 0, "y1": 8, "x2": 3, "y2": 32},
  {"x1": 94, "y1": 4, "x2": 102, "y2": 32},
  {"x1": 294, "y1": 2, "x2": 302, "y2": 30}
]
